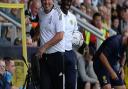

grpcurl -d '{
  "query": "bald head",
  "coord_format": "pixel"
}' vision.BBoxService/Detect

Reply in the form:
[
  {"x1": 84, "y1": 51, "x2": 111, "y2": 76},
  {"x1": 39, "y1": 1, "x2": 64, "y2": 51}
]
[{"x1": 31, "y1": 0, "x2": 41, "y2": 16}]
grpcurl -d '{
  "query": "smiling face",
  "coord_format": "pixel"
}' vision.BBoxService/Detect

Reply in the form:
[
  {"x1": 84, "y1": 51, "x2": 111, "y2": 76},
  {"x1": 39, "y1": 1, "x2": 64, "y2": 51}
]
[
  {"x1": 41, "y1": 0, "x2": 54, "y2": 13},
  {"x1": 30, "y1": 0, "x2": 41, "y2": 16},
  {"x1": 7, "y1": 60, "x2": 15, "y2": 74},
  {"x1": 0, "y1": 60, "x2": 5, "y2": 75},
  {"x1": 93, "y1": 16, "x2": 102, "y2": 29},
  {"x1": 61, "y1": 0, "x2": 73, "y2": 14}
]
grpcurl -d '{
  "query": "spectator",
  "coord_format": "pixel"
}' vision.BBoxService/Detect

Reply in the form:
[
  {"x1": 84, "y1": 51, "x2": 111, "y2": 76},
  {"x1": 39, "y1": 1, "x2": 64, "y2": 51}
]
[
  {"x1": 13, "y1": 37, "x2": 22, "y2": 46},
  {"x1": 80, "y1": 3, "x2": 86, "y2": 15},
  {"x1": 111, "y1": 16, "x2": 120, "y2": 34},
  {"x1": 91, "y1": 12, "x2": 108, "y2": 49},
  {"x1": 25, "y1": 0, "x2": 41, "y2": 43},
  {"x1": 111, "y1": 0, "x2": 121, "y2": 20},
  {"x1": 72, "y1": 0, "x2": 81, "y2": 8},
  {"x1": 4, "y1": 57, "x2": 19, "y2": 89},
  {"x1": 104, "y1": 0, "x2": 111, "y2": 10},
  {"x1": 3, "y1": 57, "x2": 15, "y2": 87},
  {"x1": 0, "y1": 59, "x2": 5, "y2": 76},
  {"x1": 26, "y1": 34, "x2": 37, "y2": 47},
  {"x1": 76, "y1": 42, "x2": 100, "y2": 89},
  {"x1": 119, "y1": 6, "x2": 128, "y2": 34},
  {"x1": 6, "y1": 8, "x2": 19, "y2": 44},
  {"x1": 0, "y1": 58, "x2": 10, "y2": 89}
]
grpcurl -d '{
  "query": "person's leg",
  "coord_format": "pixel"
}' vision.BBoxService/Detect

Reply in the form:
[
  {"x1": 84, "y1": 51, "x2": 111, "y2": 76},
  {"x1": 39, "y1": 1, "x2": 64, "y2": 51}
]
[
  {"x1": 47, "y1": 52, "x2": 65, "y2": 89},
  {"x1": 111, "y1": 73, "x2": 126, "y2": 89},
  {"x1": 64, "y1": 50, "x2": 77, "y2": 89},
  {"x1": 77, "y1": 76, "x2": 85, "y2": 89},
  {"x1": 92, "y1": 83, "x2": 101, "y2": 89},
  {"x1": 84, "y1": 82, "x2": 91, "y2": 89},
  {"x1": 102, "y1": 84, "x2": 112, "y2": 89},
  {"x1": 93, "y1": 64, "x2": 111, "y2": 89},
  {"x1": 39, "y1": 54, "x2": 51, "y2": 89},
  {"x1": 113, "y1": 85, "x2": 126, "y2": 89}
]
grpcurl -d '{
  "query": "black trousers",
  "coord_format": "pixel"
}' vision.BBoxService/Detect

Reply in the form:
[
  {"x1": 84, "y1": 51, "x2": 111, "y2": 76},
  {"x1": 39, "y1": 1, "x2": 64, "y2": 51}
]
[
  {"x1": 39, "y1": 52, "x2": 64, "y2": 89},
  {"x1": 64, "y1": 50, "x2": 77, "y2": 89}
]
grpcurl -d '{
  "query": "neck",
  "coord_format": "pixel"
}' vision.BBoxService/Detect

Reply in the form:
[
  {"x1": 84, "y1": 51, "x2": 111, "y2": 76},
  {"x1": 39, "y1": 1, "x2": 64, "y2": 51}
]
[{"x1": 61, "y1": 7, "x2": 68, "y2": 15}]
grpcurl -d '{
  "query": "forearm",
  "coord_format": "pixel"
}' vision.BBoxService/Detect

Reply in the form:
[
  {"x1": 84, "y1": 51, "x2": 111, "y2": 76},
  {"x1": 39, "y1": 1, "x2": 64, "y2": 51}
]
[
  {"x1": 99, "y1": 53, "x2": 115, "y2": 75},
  {"x1": 78, "y1": 59, "x2": 98, "y2": 83},
  {"x1": 88, "y1": 61, "x2": 98, "y2": 80},
  {"x1": 120, "y1": 52, "x2": 126, "y2": 67}
]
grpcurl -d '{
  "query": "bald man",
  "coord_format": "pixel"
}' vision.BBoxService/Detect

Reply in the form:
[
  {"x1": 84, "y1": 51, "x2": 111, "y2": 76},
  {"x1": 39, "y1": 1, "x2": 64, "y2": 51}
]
[{"x1": 25, "y1": 0, "x2": 41, "y2": 42}]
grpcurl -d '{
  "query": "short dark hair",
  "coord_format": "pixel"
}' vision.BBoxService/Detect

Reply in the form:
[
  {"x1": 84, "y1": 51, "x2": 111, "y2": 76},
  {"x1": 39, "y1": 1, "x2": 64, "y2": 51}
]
[
  {"x1": 122, "y1": 1, "x2": 128, "y2": 12},
  {"x1": 111, "y1": 16, "x2": 119, "y2": 22},
  {"x1": 4, "y1": 57, "x2": 13, "y2": 66},
  {"x1": 93, "y1": 12, "x2": 101, "y2": 20}
]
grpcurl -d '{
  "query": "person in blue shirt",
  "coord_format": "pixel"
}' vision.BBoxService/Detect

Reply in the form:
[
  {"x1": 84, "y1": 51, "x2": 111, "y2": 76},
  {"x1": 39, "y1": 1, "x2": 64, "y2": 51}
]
[
  {"x1": 0, "y1": 59, "x2": 11, "y2": 89},
  {"x1": 93, "y1": 26, "x2": 128, "y2": 89},
  {"x1": 3, "y1": 57, "x2": 16, "y2": 89}
]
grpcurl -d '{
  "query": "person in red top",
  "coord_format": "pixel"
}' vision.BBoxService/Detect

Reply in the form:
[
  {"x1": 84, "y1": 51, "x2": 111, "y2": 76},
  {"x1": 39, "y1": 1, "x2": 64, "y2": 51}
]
[{"x1": 90, "y1": 13, "x2": 108, "y2": 51}]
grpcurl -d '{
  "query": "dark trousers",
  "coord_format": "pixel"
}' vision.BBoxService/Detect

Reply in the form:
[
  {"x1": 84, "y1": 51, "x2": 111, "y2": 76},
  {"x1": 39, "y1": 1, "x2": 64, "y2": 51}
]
[
  {"x1": 40, "y1": 52, "x2": 64, "y2": 89},
  {"x1": 64, "y1": 50, "x2": 77, "y2": 89}
]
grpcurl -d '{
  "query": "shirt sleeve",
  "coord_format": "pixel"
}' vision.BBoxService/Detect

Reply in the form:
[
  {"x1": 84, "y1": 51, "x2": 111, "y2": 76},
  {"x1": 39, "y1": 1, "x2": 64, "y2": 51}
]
[
  {"x1": 55, "y1": 10, "x2": 65, "y2": 33},
  {"x1": 87, "y1": 61, "x2": 98, "y2": 81},
  {"x1": 73, "y1": 15, "x2": 78, "y2": 31}
]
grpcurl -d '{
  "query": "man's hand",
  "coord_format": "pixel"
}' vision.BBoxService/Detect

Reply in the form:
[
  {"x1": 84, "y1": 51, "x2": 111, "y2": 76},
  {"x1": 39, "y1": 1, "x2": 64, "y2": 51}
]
[
  {"x1": 120, "y1": 67, "x2": 125, "y2": 80},
  {"x1": 36, "y1": 46, "x2": 46, "y2": 59},
  {"x1": 25, "y1": 17, "x2": 31, "y2": 25},
  {"x1": 11, "y1": 86, "x2": 19, "y2": 89},
  {"x1": 110, "y1": 70, "x2": 118, "y2": 80}
]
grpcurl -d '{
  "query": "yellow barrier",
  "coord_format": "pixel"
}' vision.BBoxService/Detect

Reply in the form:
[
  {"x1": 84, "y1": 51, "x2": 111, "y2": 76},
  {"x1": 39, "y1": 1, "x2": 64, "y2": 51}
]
[
  {"x1": 125, "y1": 64, "x2": 128, "y2": 89},
  {"x1": 13, "y1": 60, "x2": 25, "y2": 87},
  {"x1": 0, "y1": 3, "x2": 27, "y2": 87}
]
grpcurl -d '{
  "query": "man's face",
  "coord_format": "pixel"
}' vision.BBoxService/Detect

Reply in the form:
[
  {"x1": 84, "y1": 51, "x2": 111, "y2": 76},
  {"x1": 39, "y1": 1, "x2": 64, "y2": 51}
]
[
  {"x1": 94, "y1": 16, "x2": 102, "y2": 29},
  {"x1": 7, "y1": 61, "x2": 15, "y2": 74},
  {"x1": 41, "y1": 0, "x2": 54, "y2": 13},
  {"x1": 113, "y1": 19, "x2": 119, "y2": 28},
  {"x1": 0, "y1": 61, "x2": 5, "y2": 75},
  {"x1": 61, "y1": 0, "x2": 72, "y2": 12},
  {"x1": 123, "y1": 9, "x2": 128, "y2": 21},
  {"x1": 31, "y1": 3, "x2": 41, "y2": 16}
]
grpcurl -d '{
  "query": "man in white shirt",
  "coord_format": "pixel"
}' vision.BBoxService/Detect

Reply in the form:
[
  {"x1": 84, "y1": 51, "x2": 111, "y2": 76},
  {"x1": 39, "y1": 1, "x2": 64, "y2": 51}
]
[
  {"x1": 37, "y1": 0, "x2": 65, "y2": 89},
  {"x1": 60, "y1": 0, "x2": 78, "y2": 89}
]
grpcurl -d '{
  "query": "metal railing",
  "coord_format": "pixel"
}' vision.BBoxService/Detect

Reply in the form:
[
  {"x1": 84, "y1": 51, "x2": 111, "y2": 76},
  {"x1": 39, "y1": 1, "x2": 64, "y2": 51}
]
[
  {"x1": 71, "y1": 6, "x2": 92, "y2": 21},
  {"x1": 77, "y1": 17, "x2": 104, "y2": 40},
  {"x1": 71, "y1": 6, "x2": 117, "y2": 40},
  {"x1": 0, "y1": 9, "x2": 21, "y2": 28}
]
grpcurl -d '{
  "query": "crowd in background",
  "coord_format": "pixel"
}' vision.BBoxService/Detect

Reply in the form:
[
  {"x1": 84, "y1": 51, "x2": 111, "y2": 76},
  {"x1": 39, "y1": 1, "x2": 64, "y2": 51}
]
[{"x1": 0, "y1": 0, "x2": 128, "y2": 89}]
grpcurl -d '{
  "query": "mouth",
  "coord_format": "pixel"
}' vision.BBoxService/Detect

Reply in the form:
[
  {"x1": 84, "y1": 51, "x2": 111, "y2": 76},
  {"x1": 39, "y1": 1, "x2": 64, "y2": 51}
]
[{"x1": 64, "y1": 5, "x2": 70, "y2": 10}]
